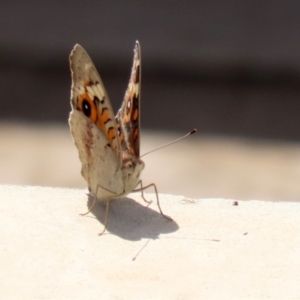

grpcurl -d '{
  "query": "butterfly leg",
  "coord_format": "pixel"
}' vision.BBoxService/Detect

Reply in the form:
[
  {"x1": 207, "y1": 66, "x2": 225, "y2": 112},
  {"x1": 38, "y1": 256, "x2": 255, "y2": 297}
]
[
  {"x1": 98, "y1": 200, "x2": 110, "y2": 236},
  {"x1": 98, "y1": 187, "x2": 132, "y2": 235},
  {"x1": 79, "y1": 183, "x2": 111, "y2": 216},
  {"x1": 135, "y1": 180, "x2": 152, "y2": 205},
  {"x1": 86, "y1": 184, "x2": 123, "y2": 235},
  {"x1": 133, "y1": 182, "x2": 172, "y2": 221},
  {"x1": 80, "y1": 193, "x2": 97, "y2": 216}
]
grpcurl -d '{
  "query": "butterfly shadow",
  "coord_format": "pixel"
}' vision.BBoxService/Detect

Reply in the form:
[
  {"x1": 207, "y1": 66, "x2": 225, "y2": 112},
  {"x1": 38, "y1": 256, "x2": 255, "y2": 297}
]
[{"x1": 85, "y1": 195, "x2": 179, "y2": 241}]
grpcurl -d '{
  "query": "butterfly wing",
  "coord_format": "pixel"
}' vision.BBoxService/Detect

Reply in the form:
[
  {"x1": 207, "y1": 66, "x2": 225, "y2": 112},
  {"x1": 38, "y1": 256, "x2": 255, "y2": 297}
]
[
  {"x1": 69, "y1": 45, "x2": 124, "y2": 199},
  {"x1": 70, "y1": 44, "x2": 121, "y2": 155},
  {"x1": 69, "y1": 110, "x2": 125, "y2": 199},
  {"x1": 115, "y1": 41, "x2": 141, "y2": 157}
]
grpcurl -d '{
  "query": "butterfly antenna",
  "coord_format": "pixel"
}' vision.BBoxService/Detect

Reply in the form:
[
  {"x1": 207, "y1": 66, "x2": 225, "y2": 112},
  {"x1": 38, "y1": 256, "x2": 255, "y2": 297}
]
[{"x1": 140, "y1": 129, "x2": 197, "y2": 158}]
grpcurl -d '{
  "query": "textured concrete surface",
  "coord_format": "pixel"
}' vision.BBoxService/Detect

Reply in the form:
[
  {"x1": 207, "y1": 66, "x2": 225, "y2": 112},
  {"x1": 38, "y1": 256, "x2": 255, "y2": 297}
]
[{"x1": 1, "y1": 185, "x2": 300, "y2": 299}]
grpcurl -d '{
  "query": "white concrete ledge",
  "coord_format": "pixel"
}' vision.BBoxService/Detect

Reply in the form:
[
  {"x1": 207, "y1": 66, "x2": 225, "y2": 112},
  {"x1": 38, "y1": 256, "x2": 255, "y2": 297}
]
[{"x1": 1, "y1": 185, "x2": 299, "y2": 299}]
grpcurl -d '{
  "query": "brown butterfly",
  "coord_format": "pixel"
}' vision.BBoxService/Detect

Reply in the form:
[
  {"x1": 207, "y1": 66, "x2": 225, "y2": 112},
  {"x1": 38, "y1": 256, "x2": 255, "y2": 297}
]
[{"x1": 69, "y1": 42, "x2": 171, "y2": 234}]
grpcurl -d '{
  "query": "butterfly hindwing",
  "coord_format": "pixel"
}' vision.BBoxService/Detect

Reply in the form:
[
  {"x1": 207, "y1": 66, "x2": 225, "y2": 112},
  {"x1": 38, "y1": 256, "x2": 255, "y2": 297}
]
[
  {"x1": 69, "y1": 110, "x2": 125, "y2": 199},
  {"x1": 115, "y1": 41, "x2": 141, "y2": 157}
]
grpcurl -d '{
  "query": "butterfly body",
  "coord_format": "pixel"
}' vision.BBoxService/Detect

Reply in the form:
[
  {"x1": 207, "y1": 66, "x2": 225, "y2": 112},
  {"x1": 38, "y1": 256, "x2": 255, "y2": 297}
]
[{"x1": 69, "y1": 42, "x2": 144, "y2": 202}]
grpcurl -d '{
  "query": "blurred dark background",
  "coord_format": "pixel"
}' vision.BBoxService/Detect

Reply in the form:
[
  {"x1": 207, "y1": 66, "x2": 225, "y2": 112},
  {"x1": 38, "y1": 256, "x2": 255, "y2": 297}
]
[{"x1": 1, "y1": 1, "x2": 300, "y2": 140}]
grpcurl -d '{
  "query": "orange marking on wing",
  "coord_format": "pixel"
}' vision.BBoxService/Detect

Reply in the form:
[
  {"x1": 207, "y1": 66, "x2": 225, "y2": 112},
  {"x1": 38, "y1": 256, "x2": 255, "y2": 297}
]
[
  {"x1": 95, "y1": 117, "x2": 106, "y2": 135},
  {"x1": 133, "y1": 128, "x2": 139, "y2": 141},
  {"x1": 78, "y1": 93, "x2": 98, "y2": 122},
  {"x1": 107, "y1": 128, "x2": 117, "y2": 145},
  {"x1": 95, "y1": 108, "x2": 113, "y2": 136},
  {"x1": 102, "y1": 109, "x2": 111, "y2": 124},
  {"x1": 133, "y1": 108, "x2": 138, "y2": 121},
  {"x1": 95, "y1": 120, "x2": 106, "y2": 134},
  {"x1": 124, "y1": 114, "x2": 130, "y2": 123}
]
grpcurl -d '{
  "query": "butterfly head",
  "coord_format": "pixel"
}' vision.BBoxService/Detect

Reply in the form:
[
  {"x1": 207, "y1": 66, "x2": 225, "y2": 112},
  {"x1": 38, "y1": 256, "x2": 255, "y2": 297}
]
[{"x1": 122, "y1": 155, "x2": 144, "y2": 180}]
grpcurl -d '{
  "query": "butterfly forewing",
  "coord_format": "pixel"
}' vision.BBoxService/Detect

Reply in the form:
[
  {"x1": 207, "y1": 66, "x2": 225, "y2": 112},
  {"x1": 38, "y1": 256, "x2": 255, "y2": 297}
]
[
  {"x1": 115, "y1": 41, "x2": 141, "y2": 157},
  {"x1": 70, "y1": 44, "x2": 121, "y2": 154}
]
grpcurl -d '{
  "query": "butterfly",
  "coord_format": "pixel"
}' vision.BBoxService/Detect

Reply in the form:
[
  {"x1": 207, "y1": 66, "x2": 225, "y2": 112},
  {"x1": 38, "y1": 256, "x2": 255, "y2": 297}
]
[{"x1": 69, "y1": 41, "x2": 171, "y2": 234}]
